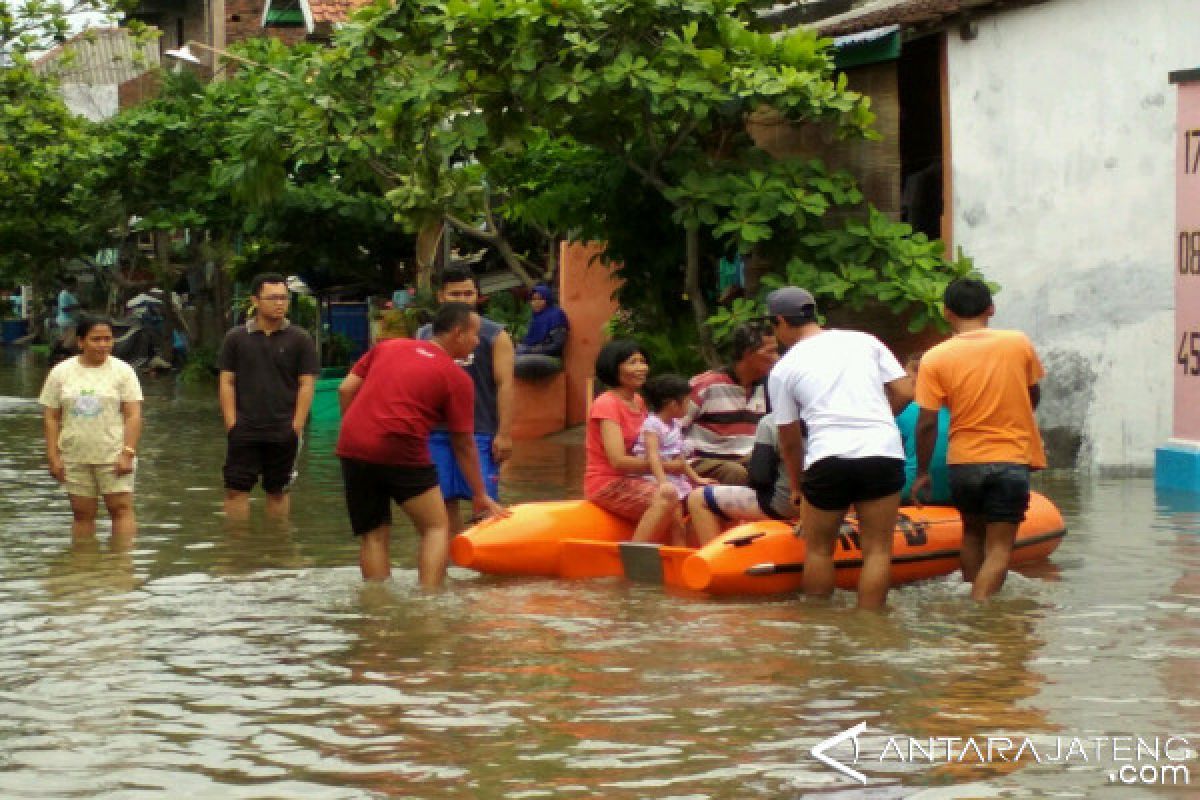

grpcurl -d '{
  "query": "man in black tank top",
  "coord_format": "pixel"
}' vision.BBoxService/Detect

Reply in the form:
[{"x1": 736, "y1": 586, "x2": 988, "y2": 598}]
[{"x1": 416, "y1": 266, "x2": 515, "y2": 536}]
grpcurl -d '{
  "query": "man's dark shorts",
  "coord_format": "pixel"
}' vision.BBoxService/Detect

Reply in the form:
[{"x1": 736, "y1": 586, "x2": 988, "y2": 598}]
[
  {"x1": 948, "y1": 462, "x2": 1031, "y2": 524},
  {"x1": 802, "y1": 456, "x2": 905, "y2": 511},
  {"x1": 223, "y1": 433, "x2": 298, "y2": 494},
  {"x1": 340, "y1": 458, "x2": 440, "y2": 535}
]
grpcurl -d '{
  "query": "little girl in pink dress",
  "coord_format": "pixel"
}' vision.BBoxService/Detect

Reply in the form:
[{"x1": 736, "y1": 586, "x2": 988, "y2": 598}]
[{"x1": 633, "y1": 374, "x2": 710, "y2": 500}]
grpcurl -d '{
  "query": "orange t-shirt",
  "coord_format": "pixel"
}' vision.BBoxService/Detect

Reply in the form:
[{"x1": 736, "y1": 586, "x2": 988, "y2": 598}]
[{"x1": 914, "y1": 328, "x2": 1046, "y2": 468}]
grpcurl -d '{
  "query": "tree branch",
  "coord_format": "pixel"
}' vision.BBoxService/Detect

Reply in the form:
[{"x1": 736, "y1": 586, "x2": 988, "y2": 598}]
[
  {"x1": 662, "y1": 118, "x2": 699, "y2": 163},
  {"x1": 622, "y1": 156, "x2": 674, "y2": 200},
  {"x1": 444, "y1": 214, "x2": 538, "y2": 288},
  {"x1": 366, "y1": 158, "x2": 402, "y2": 189},
  {"x1": 642, "y1": 97, "x2": 661, "y2": 155}
]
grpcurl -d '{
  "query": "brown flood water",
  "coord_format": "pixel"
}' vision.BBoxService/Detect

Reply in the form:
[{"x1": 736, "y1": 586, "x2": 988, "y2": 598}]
[{"x1": 0, "y1": 349, "x2": 1196, "y2": 798}]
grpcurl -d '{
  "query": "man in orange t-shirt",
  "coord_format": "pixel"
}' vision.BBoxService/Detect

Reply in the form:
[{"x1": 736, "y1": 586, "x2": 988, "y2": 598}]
[{"x1": 911, "y1": 278, "x2": 1046, "y2": 601}]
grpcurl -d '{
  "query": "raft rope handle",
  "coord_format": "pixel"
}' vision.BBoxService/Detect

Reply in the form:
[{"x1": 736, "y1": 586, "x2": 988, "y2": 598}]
[{"x1": 725, "y1": 531, "x2": 766, "y2": 548}]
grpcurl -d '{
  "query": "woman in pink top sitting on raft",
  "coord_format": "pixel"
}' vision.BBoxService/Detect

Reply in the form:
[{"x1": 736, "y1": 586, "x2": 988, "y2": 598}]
[{"x1": 583, "y1": 340, "x2": 696, "y2": 544}]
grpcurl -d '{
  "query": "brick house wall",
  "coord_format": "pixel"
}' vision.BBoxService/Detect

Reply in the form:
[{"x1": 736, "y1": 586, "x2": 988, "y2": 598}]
[
  {"x1": 226, "y1": 0, "x2": 307, "y2": 45},
  {"x1": 746, "y1": 60, "x2": 902, "y2": 219}
]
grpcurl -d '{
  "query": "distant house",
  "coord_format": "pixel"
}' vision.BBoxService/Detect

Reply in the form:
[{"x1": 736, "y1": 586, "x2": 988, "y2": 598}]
[
  {"x1": 260, "y1": 0, "x2": 373, "y2": 39},
  {"x1": 127, "y1": 0, "x2": 307, "y2": 79},
  {"x1": 759, "y1": 0, "x2": 1200, "y2": 469},
  {"x1": 38, "y1": 0, "x2": 347, "y2": 115},
  {"x1": 31, "y1": 28, "x2": 161, "y2": 120}
]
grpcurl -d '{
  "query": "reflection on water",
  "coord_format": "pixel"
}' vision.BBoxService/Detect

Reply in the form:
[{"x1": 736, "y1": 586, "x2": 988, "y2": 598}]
[{"x1": 0, "y1": 352, "x2": 1197, "y2": 798}]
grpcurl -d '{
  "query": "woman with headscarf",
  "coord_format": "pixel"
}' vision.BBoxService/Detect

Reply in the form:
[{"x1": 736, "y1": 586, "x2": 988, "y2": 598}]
[
  {"x1": 514, "y1": 284, "x2": 570, "y2": 379},
  {"x1": 517, "y1": 284, "x2": 569, "y2": 357}
]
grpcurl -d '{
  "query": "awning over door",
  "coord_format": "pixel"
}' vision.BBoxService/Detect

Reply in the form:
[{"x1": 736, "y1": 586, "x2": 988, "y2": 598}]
[{"x1": 833, "y1": 24, "x2": 901, "y2": 69}]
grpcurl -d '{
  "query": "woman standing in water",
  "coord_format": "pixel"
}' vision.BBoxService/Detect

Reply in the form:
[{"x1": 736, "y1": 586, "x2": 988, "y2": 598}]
[{"x1": 39, "y1": 315, "x2": 144, "y2": 547}]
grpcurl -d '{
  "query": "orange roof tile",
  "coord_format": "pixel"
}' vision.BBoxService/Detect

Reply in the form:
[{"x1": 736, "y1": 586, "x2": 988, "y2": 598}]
[{"x1": 308, "y1": 0, "x2": 374, "y2": 25}]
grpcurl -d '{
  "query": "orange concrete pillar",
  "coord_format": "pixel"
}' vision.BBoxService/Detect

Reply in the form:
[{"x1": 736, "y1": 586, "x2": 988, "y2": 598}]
[
  {"x1": 511, "y1": 373, "x2": 567, "y2": 440},
  {"x1": 559, "y1": 242, "x2": 621, "y2": 426}
]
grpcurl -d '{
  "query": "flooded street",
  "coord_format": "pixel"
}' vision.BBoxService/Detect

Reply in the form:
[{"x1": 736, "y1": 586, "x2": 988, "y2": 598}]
[{"x1": 0, "y1": 351, "x2": 1197, "y2": 798}]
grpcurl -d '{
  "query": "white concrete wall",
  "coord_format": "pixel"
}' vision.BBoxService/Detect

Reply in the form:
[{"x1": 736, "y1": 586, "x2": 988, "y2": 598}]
[
  {"x1": 946, "y1": 0, "x2": 1199, "y2": 468},
  {"x1": 60, "y1": 83, "x2": 118, "y2": 121}
]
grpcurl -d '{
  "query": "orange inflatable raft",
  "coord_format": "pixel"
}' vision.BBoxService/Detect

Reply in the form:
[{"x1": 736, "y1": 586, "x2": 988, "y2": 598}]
[{"x1": 450, "y1": 492, "x2": 1066, "y2": 595}]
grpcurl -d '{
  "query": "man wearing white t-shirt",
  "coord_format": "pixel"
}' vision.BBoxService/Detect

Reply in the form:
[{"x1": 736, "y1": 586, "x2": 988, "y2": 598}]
[{"x1": 765, "y1": 288, "x2": 913, "y2": 609}]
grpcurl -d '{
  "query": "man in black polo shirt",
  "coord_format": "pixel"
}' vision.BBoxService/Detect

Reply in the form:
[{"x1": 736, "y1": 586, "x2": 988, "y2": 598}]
[{"x1": 217, "y1": 273, "x2": 320, "y2": 519}]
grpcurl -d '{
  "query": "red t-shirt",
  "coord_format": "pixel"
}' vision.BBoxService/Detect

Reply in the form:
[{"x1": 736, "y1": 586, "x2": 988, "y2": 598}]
[
  {"x1": 336, "y1": 338, "x2": 474, "y2": 466},
  {"x1": 583, "y1": 390, "x2": 647, "y2": 497}
]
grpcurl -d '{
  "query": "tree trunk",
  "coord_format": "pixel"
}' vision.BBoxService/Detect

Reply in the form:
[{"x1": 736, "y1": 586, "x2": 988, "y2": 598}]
[
  {"x1": 544, "y1": 236, "x2": 558, "y2": 284},
  {"x1": 685, "y1": 224, "x2": 719, "y2": 366},
  {"x1": 192, "y1": 234, "x2": 234, "y2": 350},
  {"x1": 485, "y1": 230, "x2": 536, "y2": 288},
  {"x1": 29, "y1": 265, "x2": 52, "y2": 344},
  {"x1": 745, "y1": 246, "x2": 769, "y2": 296},
  {"x1": 214, "y1": 241, "x2": 232, "y2": 334},
  {"x1": 151, "y1": 231, "x2": 182, "y2": 362},
  {"x1": 415, "y1": 220, "x2": 443, "y2": 291}
]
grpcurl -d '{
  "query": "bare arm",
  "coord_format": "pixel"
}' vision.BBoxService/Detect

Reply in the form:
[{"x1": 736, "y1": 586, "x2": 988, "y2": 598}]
[
  {"x1": 884, "y1": 375, "x2": 915, "y2": 415},
  {"x1": 776, "y1": 421, "x2": 806, "y2": 507},
  {"x1": 116, "y1": 400, "x2": 142, "y2": 475},
  {"x1": 450, "y1": 431, "x2": 508, "y2": 519},
  {"x1": 683, "y1": 461, "x2": 708, "y2": 485},
  {"x1": 914, "y1": 408, "x2": 940, "y2": 474},
  {"x1": 910, "y1": 407, "x2": 941, "y2": 506},
  {"x1": 43, "y1": 406, "x2": 64, "y2": 482},
  {"x1": 599, "y1": 419, "x2": 652, "y2": 474},
  {"x1": 293, "y1": 374, "x2": 315, "y2": 435},
  {"x1": 643, "y1": 431, "x2": 670, "y2": 486},
  {"x1": 338, "y1": 373, "x2": 364, "y2": 414},
  {"x1": 491, "y1": 331, "x2": 515, "y2": 462},
  {"x1": 218, "y1": 370, "x2": 237, "y2": 432}
]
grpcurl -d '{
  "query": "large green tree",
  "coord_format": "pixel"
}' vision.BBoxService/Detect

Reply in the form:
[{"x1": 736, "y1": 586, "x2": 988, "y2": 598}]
[
  {"x1": 1, "y1": 0, "x2": 151, "y2": 315},
  {"x1": 287, "y1": 0, "x2": 975, "y2": 363},
  {"x1": 0, "y1": 62, "x2": 111, "y2": 292},
  {"x1": 82, "y1": 47, "x2": 410, "y2": 347}
]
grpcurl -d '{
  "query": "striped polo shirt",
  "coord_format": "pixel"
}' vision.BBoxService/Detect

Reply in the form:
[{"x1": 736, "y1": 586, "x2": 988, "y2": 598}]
[{"x1": 683, "y1": 369, "x2": 768, "y2": 460}]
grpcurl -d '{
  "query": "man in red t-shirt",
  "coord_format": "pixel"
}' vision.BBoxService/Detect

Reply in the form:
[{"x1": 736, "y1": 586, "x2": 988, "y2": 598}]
[{"x1": 337, "y1": 303, "x2": 508, "y2": 585}]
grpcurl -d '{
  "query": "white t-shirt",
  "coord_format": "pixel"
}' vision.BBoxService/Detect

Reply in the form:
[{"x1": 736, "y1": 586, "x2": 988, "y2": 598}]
[
  {"x1": 767, "y1": 329, "x2": 906, "y2": 468},
  {"x1": 38, "y1": 356, "x2": 143, "y2": 463}
]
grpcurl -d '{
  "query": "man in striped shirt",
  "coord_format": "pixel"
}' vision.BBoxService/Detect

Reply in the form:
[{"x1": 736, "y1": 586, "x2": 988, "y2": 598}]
[{"x1": 684, "y1": 323, "x2": 779, "y2": 485}]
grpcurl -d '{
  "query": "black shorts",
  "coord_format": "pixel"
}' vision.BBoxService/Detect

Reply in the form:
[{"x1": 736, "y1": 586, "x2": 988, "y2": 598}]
[
  {"x1": 340, "y1": 458, "x2": 441, "y2": 535},
  {"x1": 801, "y1": 456, "x2": 906, "y2": 511},
  {"x1": 223, "y1": 434, "x2": 299, "y2": 494},
  {"x1": 948, "y1": 462, "x2": 1031, "y2": 524}
]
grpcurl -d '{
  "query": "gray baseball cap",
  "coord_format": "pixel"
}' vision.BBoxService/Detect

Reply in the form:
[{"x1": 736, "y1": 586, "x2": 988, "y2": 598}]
[{"x1": 764, "y1": 287, "x2": 817, "y2": 318}]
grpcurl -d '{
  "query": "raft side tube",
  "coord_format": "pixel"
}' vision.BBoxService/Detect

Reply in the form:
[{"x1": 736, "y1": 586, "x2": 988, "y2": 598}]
[
  {"x1": 450, "y1": 500, "x2": 632, "y2": 576},
  {"x1": 558, "y1": 540, "x2": 697, "y2": 585},
  {"x1": 681, "y1": 491, "x2": 1065, "y2": 594},
  {"x1": 454, "y1": 493, "x2": 1066, "y2": 595}
]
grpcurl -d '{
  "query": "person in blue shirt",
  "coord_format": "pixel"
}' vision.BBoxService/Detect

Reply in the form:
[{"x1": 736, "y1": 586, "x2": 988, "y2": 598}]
[
  {"x1": 895, "y1": 352, "x2": 951, "y2": 504},
  {"x1": 56, "y1": 278, "x2": 81, "y2": 334}
]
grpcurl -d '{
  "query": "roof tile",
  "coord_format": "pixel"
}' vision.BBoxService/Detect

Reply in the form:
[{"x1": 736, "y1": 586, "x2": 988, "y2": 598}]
[
  {"x1": 814, "y1": 0, "x2": 1013, "y2": 37},
  {"x1": 308, "y1": 0, "x2": 374, "y2": 25}
]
